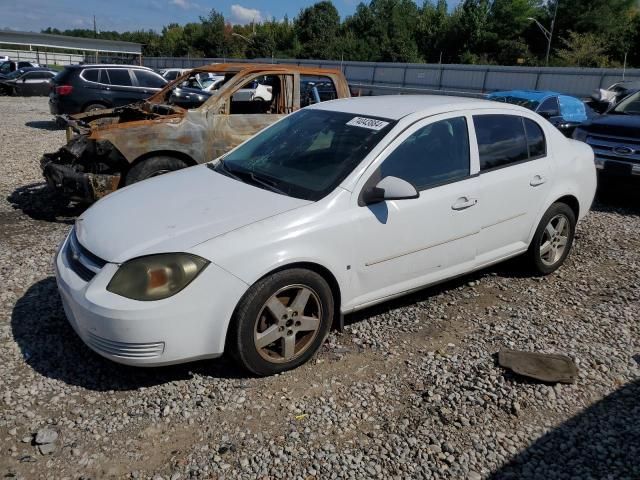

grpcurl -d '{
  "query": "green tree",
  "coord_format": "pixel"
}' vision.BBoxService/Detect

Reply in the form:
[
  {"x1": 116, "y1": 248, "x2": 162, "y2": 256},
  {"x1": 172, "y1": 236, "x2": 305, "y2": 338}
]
[
  {"x1": 294, "y1": 1, "x2": 340, "y2": 59},
  {"x1": 556, "y1": 31, "x2": 610, "y2": 67}
]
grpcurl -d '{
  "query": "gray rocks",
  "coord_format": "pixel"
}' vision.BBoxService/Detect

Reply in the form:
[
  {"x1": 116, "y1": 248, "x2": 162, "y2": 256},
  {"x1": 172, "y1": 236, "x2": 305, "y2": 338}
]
[
  {"x1": 34, "y1": 428, "x2": 58, "y2": 445},
  {"x1": 0, "y1": 96, "x2": 639, "y2": 480}
]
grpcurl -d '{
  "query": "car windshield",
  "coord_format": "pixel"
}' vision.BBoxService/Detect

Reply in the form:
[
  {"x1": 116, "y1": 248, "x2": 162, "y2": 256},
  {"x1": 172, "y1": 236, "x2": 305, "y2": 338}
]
[
  {"x1": 213, "y1": 109, "x2": 396, "y2": 201},
  {"x1": 490, "y1": 95, "x2": 539, "y2": 111},
  {"x1": 612, "y1": 90, "x2": 640, "y2": 115}
]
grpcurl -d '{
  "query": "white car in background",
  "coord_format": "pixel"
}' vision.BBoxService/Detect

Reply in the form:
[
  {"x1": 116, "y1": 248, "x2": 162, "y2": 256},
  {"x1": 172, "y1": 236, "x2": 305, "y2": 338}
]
[
  {"x1": 202, "y1": 75, "x2": 273, "y2": 103},
  {"x1": 54, "y1": 95, "x2": 596, "y2": 376}
]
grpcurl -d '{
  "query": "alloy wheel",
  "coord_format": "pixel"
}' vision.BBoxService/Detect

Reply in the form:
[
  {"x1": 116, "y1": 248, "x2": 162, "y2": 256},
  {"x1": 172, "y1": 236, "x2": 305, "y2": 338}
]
[
  {"x1": 253, "y1": 284, "x2": 323, "y2": 363},
  {"x1": 540, "y1": 213, "x2": 570, "y2": 267}
]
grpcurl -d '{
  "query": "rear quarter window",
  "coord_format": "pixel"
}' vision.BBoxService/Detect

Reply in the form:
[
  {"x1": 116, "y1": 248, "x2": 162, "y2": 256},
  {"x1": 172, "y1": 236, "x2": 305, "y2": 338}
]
[{"x1": 82, "y1": 69, "x2": 99, "y2": 82}]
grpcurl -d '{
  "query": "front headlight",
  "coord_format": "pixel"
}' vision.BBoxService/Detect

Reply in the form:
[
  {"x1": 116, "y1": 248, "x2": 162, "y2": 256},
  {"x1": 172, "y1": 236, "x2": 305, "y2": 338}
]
[
  {"x1": 572, "y1": 127, "x2": 588, "y2": 142},
  {"x1": 107, "y1": 253, "x2": 209, "y2": 301}
]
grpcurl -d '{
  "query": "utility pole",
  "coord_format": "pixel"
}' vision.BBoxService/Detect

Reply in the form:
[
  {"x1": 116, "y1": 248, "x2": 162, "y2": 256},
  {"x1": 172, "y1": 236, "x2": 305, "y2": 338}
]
[
  {"x1": 93, "y1": 15, "x2": 97, "y2": 38},
  {"x1": 528, "y1": 0, "x2": 559, "y2": 67},
  {"x1": 546, "y1": 0, "x2": 559, "y2": 67}
]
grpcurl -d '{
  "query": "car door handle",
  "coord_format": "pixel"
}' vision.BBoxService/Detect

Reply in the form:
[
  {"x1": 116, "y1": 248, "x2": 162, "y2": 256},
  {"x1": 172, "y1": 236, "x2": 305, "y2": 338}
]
[
  {"x1": 451, "y1": 197, "x2": 478, "y2": 210},
  {"x1": 530, "y1": 175, "x2": 546, "y2": 187}
]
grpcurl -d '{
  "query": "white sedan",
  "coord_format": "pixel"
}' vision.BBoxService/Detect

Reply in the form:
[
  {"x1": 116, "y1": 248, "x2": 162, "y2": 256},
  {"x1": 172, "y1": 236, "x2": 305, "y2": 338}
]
[{"x1": 54, "y1": 96, "x2": 596, "y2": 375}]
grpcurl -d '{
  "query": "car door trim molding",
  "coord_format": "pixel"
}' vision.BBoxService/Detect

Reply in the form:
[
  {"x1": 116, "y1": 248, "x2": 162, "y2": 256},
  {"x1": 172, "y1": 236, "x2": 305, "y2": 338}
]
[
  {"x1": 364, "y1": 230, "x2": 480, "y2": 267},
  {"x1": 480, "y1": 211, "x2": 527, "y2": 230}
]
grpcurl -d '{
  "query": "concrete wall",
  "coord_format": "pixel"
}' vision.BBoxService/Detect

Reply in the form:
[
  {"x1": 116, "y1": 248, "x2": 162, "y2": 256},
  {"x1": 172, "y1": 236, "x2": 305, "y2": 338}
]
[{"x1": 143, "y1": 56, "x2": 640, "y2": 98}]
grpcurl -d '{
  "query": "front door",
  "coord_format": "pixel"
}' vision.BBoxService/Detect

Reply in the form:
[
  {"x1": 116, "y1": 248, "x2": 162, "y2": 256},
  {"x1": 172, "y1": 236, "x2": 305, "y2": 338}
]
[
  {"x1": 349, "y1": 114, "x2": 481, "y2": 309},
  {"x1": 211, "y1": 74, "x2": 295, "y2": 159}
]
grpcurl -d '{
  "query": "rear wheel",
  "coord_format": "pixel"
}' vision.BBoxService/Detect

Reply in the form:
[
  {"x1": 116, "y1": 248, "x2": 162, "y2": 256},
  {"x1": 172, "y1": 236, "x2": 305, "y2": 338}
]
[
  {"x1": 526, "y1": 202, "x2": 576, "y2": 275},
  {"x1": 125, "y1": 155, "x2": 189, "y2": 186},
  {"x1": 83, "y1": 103, "x2": 107, "y2": 112},
  {"x1": 228, "y1": 269, "x2": 334, "y2": 376}
]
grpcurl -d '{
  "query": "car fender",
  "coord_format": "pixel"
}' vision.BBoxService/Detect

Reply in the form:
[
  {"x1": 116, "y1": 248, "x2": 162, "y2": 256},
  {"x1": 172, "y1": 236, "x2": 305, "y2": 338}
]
[
  {"x1": 93, "y1": 111, "x2": 209, "y2": 164},
  {"x1": 525, "y1": 138, "x2": 596, "y2": 245},
  {"x1": 189, "y1": 189, "x2": 354, "y2": 309}
]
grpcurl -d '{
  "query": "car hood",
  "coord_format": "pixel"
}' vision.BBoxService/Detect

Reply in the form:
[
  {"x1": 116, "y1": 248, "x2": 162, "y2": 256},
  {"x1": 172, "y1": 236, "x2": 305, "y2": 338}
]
[
  {"x1": 75, "y1": 164, "x2": 311, "y2": 263},
  {"x1": 581, "y1": 113, "x2": 640, "y2": 137}
]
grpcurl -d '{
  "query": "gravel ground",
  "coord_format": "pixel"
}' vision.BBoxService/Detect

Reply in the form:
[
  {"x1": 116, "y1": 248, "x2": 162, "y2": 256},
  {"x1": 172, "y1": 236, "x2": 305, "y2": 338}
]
[{"x1": 0, "y1": 96, "x2": 639, "y2": 480}]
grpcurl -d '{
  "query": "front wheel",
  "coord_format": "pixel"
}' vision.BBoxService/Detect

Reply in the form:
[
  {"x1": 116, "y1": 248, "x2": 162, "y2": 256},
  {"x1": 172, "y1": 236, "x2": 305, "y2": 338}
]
[
  {"x1": 125, "y1": 155, "x2": 189, "y2": 186},
  {"x1": 228, "y1": 269, "x2": 334, "y2": 376},
  {"x1": 526, "y1": 202, "x2": 576, "y2": 275}
]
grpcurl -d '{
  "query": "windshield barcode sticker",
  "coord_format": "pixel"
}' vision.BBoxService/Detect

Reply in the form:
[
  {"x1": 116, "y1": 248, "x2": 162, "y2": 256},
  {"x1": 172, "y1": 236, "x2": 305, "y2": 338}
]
[{"x1": 346, "y1": 117, "x2": 390, "y2": 131}]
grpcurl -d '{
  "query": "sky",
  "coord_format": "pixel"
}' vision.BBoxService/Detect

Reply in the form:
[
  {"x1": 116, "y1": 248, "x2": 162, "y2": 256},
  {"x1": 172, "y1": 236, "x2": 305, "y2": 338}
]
[{"x1": 0, "y1": 0, "x2": 371, "y2": 33}]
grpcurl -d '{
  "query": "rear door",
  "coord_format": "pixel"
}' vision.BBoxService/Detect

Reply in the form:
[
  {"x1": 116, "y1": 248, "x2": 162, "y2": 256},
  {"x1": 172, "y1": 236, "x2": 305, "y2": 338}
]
[{"x1": 472, "y1": 113, "x2": 552, "y2": 266}]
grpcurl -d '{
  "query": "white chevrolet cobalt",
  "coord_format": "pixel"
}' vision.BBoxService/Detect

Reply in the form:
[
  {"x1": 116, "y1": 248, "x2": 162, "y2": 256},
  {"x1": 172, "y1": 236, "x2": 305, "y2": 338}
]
[{"x1": 55, "y1": 96, "x2": 596, "y2": 375}]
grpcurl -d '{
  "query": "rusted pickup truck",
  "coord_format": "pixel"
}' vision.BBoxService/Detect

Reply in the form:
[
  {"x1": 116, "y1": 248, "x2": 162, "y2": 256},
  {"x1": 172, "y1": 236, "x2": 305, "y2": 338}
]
[{"x1": 41, "y1": 63, "x2": 351, "y2": 203}]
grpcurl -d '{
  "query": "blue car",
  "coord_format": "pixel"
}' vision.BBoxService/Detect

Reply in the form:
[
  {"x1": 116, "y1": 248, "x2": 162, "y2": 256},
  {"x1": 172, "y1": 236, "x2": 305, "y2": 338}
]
[{"x1": 487, "y1": 90, "x2": 593, "y2": 137}]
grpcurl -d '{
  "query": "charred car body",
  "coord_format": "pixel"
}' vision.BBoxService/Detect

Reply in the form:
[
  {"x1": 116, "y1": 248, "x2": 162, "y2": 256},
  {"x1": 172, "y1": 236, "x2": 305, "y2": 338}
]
[{"x1": 41, "y1": 63, "x2": 350, "y2": 203}]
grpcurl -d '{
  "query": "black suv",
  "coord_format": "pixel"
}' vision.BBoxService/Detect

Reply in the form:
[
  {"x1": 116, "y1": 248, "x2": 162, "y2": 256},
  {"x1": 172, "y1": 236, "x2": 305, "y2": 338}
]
[
  {"x1": 49, "y1": 64, "x2": 167, "y2": 115},
  {"x1": 573, "y1": 90, "x2": 640, "y2": 178}
]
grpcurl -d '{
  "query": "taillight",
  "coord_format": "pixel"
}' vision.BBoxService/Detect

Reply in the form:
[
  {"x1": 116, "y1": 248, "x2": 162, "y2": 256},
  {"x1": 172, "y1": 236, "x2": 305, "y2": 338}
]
[{"x1": 55, "y1": 85, "x2": 73, "y2": 96}]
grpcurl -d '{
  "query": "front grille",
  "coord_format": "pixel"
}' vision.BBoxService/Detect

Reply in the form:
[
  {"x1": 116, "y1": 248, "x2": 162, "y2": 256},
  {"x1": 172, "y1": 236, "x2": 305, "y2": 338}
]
[
  {"x1": 86, "y1": 332, "x2": 165, "y2": 359},
  {"x1": 586, "y1": 134, "x2": 640, "y2": 164},
  {"x1": 65, "y1": 230, "x2": 106, "y2": 282}
]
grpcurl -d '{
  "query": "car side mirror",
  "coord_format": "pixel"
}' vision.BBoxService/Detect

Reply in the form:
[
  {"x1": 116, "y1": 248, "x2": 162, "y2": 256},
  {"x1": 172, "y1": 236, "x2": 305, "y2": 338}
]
[
  {"x1": 362, "y1": 176, "x2": 419, "y2": 205},
  {"x1": 538, "y1": 110, "x2": 558, "y2": 119}
]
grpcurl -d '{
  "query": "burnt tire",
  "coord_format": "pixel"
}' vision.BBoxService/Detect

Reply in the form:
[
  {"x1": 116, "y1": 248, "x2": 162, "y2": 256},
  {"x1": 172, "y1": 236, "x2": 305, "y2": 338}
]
[
  {"x1": 526, "y1": 202, "x2": 576, "y2": 275},
  {"x1": 124, "y1": 156, "x2": 189, "y2": 186},
  {"x1": 83, "y1": 103, "x2": 107, "y2": 112},
  {"x1": 227, "y1": 268, "x2": 334, "y2": 376}
]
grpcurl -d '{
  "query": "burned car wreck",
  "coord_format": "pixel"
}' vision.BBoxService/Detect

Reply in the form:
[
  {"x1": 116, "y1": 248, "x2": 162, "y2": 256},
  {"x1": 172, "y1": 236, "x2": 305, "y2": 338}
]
[{"x1": 41, "y1": 63, "x2": 350, "y2": 203}]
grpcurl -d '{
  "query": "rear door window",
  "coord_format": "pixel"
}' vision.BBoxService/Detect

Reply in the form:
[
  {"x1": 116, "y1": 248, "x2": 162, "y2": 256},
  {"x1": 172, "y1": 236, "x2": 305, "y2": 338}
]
[
  {"x1": 524, "y1": 118, "x2": 546, "y2": 158},
  {"x1": 105, "y1": 69, "x2": 133, "y2": 86},
  {"x1": 473, "y1": 115, "x2": 529, "y2": 171}
]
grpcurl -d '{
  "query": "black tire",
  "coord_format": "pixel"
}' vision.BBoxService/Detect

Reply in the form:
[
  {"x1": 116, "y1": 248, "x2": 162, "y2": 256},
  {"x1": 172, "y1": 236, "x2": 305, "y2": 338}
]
[
  {"x1": 228, "y1": 268, "x2": 334, "y2": 376},
  {"x1": 124, "y1": 156, "x2": 189, "y2": 186},
  {"x1": 526, "y1": 202, "x2": 576, "y2": 275},
  {"x1": 83, "y1": 103, "x2": 107, "y2": 112}
]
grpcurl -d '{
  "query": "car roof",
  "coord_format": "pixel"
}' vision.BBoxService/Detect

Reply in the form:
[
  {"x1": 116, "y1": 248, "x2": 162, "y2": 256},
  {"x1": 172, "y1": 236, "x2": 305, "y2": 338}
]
[
  {"x1": 17, "y1": 67, "x2": 54, "y2": 72},
  {"x1": 308, "y1": 95, "x2": 515, "y2": 120},
  {"x1": 488, "y1": 90, "x2": 565, "y2": 101},
  {"x1": 66, "y1": 64, "x2": 154, "y2": 70},
  {"x1": 189, "y1": 62, "x2": 342, "y2": 76}
]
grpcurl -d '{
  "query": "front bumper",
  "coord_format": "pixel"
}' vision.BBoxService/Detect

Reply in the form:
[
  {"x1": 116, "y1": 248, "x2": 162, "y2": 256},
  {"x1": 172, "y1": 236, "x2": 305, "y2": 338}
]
[
  {"x1": 41, "y1": 154, "x2": 121, "y2": 203},
  {"x1": 594, "y1": 158, "x2": 640, "y2": 176},
  {"x1": 54, "y1": 234, "x2": 249, "y2": 366}
]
